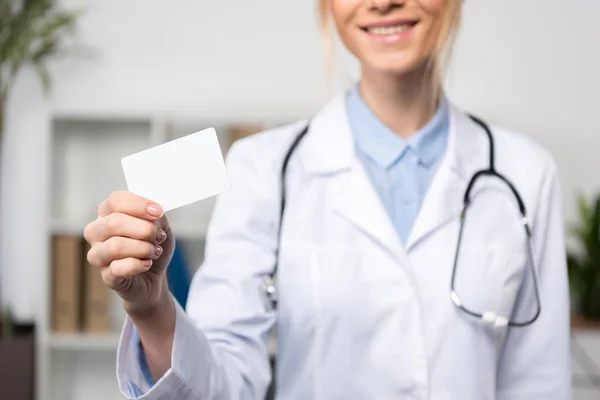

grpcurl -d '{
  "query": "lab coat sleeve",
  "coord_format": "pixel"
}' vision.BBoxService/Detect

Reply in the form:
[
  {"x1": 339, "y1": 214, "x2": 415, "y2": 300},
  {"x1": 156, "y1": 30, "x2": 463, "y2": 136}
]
[
  {"x1": 496, "y1": 157, "x2": 571, "y2": 399},
  {"x1": 115, "y1": 137, "x2": 279, "y2": 400}
]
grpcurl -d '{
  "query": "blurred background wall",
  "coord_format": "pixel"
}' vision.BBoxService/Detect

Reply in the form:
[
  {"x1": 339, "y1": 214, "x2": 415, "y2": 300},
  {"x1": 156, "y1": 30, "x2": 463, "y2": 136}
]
[{"x1": 0, "y1": 0, "x2": 599, "y2": 399}]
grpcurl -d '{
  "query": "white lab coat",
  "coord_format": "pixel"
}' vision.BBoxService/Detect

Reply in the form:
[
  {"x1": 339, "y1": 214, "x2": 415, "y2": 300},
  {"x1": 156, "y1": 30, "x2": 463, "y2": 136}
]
[{"x1": 116, "y1": 94, "x2": 572, "y2": 399}]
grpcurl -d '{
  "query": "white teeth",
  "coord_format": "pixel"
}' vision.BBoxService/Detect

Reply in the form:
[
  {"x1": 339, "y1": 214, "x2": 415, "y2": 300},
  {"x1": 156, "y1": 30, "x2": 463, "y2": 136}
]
[{"x1": 368, "y1": 24, "x2": 411, "y2": 35}]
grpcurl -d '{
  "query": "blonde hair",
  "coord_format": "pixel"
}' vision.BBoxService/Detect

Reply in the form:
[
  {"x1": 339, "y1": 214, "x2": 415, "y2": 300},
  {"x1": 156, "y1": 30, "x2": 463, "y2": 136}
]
[
  {"x1": 317, "y1": 0, "x2": 462, "y2": 105},
  {"x1": 318, "y1": 0, "x2": 335, "y2": 85}
]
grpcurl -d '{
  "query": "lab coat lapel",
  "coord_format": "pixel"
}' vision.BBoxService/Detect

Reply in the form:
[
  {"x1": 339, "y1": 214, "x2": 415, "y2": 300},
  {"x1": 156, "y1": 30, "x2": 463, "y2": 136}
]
[
  {"x1": 405, "y1": 105, "x2": 489, "y2": 251},
  {"x1": 298, "y1": 95, "x2": 405, "y2": 261},
  {"x1": 333, "y1": 158, "x2": 405, "y2": 260},
  {"x1": 298, "y1": 96, "x2": 488, "y2": 258}
]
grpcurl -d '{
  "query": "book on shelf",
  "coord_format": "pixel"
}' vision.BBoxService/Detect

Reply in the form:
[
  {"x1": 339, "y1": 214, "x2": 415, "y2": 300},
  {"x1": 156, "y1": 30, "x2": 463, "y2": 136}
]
[
  {"x1": 51, "y1": 235, "x2": 83, "y2": 333},
  {"x1": 51, "y1": 234, "x2": 111, "y2": 335},
  {"x1": 82, "y1": 241, "x2": 111, "y2": 333}
]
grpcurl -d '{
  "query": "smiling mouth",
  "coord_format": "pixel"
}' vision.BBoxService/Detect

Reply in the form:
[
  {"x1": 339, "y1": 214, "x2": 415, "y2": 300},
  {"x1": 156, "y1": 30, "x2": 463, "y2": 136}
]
[{"x1": 361, "y1": 20, "x2": 419, "y2": 36}]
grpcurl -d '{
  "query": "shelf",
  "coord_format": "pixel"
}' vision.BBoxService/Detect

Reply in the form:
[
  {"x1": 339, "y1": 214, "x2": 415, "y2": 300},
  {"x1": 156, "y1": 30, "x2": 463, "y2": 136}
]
[
  {"x1": 572, "y1": 316, "x2": 600, "y2": 332},
  {"x1": 51, "y1": 219, "x2": 86, "y2": 236},
  {"x1": 46, "y1": 333, "x2": 121, "y2": 351},
  {"x1": 44, "y1": 332, "x2": 276, "y2": 357},
  {"x1": 51, "y1": 110, "x2": 155, "y2": 124},
  {"x1": 51, "y1": 219, "x2": 208, "y2": 240}
]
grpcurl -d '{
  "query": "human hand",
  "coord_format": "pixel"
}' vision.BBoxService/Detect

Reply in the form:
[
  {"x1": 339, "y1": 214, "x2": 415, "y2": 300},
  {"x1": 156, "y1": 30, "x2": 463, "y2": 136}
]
[{"x1": 83, "y1": 191, "x2": 175, "y2": 315}]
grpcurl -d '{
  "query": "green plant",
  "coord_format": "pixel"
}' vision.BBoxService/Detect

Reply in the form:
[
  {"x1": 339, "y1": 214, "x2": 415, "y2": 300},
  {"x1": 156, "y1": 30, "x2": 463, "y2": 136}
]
[
  {"x1": 0, "y1": 0, "x2": 81, "y2": 337},
  {"x1": 0, "y1": 0, "x2": 82, "y2": 142},
  {"x1": 0, "y1": 308, "x2": 14, "y2": 341},
  {"x1": 567, "y1": 192, "x2": 600, "y2": 320}
]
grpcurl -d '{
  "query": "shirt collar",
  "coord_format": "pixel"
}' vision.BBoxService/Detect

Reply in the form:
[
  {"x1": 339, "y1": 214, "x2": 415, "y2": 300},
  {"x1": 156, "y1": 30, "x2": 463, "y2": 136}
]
[{"x1": 345, "y1": 83, "x2": 450, "y2": 169}]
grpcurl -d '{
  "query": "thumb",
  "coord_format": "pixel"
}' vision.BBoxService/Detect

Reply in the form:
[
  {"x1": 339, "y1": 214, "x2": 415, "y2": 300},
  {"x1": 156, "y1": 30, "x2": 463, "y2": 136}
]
[{"x1": 102, "y1": 256, "x2": 155, "y2": 291}]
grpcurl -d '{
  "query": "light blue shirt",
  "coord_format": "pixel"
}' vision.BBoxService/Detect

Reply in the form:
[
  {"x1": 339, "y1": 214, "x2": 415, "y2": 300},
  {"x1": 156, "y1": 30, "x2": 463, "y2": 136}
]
[
  {"x1": 128, "y1": 86, "x2": 450, "y2": 396},
  {"x1": 128, "y1": 329, "x2": 154, "y2": 396},
  {"x1": 345, "y1": 85, "x2": 450, "y2": 244}
]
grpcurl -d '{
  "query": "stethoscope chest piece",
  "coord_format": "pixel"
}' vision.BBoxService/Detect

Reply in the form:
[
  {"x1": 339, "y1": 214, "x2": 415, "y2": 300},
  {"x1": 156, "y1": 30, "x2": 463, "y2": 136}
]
[{"x1": 262, "y1": 275, "x2": 278, "y2": 310}]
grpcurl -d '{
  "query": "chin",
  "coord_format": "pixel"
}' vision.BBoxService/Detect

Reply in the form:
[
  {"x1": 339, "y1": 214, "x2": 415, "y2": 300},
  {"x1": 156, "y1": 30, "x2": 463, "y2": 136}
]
[{"x1": 362, "y1": 54, "x2": 429, "y2": 78}]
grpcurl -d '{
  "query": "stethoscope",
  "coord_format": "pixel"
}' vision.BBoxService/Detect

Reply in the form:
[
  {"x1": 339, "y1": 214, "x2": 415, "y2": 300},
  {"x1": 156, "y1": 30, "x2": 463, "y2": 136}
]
[{"x1": 262, "y1": 115, "x2": 542, "y2": 328}]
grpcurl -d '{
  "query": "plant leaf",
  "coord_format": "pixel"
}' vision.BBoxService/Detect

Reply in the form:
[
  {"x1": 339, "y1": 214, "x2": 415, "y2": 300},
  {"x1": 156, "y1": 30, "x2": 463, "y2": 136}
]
[
  {"x1": 577, "y1": 191, "x2": 592, "y2": 223},
  {"x1": 34, "y1": 62, "x2": 50, "y2": 93},
  {"x1": 38, "y1": 11, "x2": 81, "y2": 39},
  {"x1": 0, "y1": 0, "x2": 83, "y2": 95},
  {"x1": 565, "y1": 190, "x2": 600, "y2": 319},
  {"x1": 31, "y1": 37, "x2": 57, "y2": 63}
]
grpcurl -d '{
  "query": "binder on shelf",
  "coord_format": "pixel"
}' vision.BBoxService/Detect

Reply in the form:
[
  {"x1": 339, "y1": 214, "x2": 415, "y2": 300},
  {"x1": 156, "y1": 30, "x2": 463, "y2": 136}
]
[
  {"x1": 51, "y1": 234, "x2": 83, "y2": 333},
  {"x1": 82, "y1": 241, "x2": 111, "y2": 333}
]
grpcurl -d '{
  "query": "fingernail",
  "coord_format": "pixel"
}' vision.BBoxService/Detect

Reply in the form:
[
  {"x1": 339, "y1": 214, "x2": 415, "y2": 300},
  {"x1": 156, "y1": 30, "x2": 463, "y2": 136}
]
[
  {"x1": 142, "y1": 259, "x2": 152, "y2": 268},
  {"x1": 156, "y1": 229, "x2": 167, "y2": 244},
  {"x1": 153, "y1": 245, "x2": 163, "y2": 258},
  {"x1": 147, "y1": 203, "x2": 163, "y2": 217}
]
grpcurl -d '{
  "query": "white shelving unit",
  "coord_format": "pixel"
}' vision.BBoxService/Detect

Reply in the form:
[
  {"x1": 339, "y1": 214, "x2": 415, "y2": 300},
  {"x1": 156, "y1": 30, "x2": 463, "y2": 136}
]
[{"x1": 36, "y1": 111, "x2": 244, "y2": 400}]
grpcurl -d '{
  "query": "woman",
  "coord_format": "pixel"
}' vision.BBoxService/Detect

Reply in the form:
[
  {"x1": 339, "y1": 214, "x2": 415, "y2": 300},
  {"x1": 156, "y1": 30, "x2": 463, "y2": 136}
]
[{"x1": 84, "y1": 0, "x2": 571, "y2": 399}]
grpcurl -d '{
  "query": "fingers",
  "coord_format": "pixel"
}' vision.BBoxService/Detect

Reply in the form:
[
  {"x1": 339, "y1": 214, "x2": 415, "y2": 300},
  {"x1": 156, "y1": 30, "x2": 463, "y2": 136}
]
[
  {"x1": 100, "y1": 258, "x2": 153, "y2": 290},
  {"x1": 88, "y1": 236, "x2": 164, "y2": 268},
  {"x1": 97, "y1": 191, "x2": 163, "y2": 220},
  {"x1": 85, "y1": 212, "x2": 165, "y2": 244}
]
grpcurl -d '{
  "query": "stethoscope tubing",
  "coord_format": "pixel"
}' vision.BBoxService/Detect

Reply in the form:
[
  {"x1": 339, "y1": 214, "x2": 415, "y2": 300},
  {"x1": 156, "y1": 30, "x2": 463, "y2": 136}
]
[{"x1": 264, "y1": 115, "x2": 542, "y2": 328}]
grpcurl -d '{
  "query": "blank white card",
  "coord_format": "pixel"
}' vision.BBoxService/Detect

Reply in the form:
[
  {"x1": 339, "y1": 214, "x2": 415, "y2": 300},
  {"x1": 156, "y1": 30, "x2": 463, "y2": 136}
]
[{"x1": 121, "y1": 127, "x2": 231, "y2": 212}]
